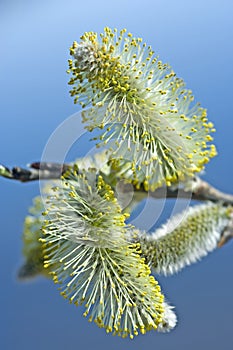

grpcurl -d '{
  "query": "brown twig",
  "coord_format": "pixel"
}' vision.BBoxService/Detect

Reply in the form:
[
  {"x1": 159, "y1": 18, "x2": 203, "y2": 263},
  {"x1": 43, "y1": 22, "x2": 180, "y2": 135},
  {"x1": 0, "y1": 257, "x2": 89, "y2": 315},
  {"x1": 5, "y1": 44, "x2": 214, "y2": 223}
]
[{"x1": 149, "y1": 177, "x2": 233, "y2": 206}]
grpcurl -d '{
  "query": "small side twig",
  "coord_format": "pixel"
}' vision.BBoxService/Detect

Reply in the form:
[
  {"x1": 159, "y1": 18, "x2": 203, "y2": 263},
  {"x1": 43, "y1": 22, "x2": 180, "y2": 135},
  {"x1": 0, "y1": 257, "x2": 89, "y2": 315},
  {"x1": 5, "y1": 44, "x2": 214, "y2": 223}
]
[
  {"x1": 218, "y1": 211, "x2": 233, "y2": 247},
  {"x1": 149, "y1": 177, "x2": 233, "y2": 206}
]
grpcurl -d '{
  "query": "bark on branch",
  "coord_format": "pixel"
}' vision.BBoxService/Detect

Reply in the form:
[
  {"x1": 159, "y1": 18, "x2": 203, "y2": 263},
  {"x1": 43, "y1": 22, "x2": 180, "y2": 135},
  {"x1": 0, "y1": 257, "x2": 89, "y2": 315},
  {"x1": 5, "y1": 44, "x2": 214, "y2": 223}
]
[{"x1": 0, "y1": 162, "x2": 69, "y2": 182}]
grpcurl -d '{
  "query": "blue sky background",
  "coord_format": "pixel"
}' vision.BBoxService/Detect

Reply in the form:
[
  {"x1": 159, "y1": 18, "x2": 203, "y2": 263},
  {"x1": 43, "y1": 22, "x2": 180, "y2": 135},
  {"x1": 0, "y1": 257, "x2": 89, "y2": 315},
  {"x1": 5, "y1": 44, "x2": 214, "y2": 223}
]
[{"x1": 1, "y1": 0, "x2": 233, "y2": 349}]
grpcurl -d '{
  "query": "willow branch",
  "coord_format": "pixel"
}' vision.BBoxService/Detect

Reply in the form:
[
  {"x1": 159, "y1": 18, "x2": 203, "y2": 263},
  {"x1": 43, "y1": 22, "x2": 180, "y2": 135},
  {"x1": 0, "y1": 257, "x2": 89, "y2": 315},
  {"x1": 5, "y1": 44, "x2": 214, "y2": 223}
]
[{"x1": 1, "y1": 162, "x2": 233, "y2": 206}]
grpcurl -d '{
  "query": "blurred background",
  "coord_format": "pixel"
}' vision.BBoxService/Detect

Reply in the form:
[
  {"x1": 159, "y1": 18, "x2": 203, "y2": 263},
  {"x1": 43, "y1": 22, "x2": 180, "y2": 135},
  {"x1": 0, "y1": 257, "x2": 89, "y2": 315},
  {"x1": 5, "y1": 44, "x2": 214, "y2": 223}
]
[{"x1": 1, "y1": 0, "x2": 233, "y2": 349}]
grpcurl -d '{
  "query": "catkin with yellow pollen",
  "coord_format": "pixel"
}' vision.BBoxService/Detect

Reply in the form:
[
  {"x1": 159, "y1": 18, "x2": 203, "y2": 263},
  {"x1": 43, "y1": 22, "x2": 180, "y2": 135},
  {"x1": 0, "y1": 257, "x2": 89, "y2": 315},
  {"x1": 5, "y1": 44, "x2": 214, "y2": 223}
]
[
  {"x1": 68, "y1": 27, "x2": 216, "y2": 190},
  {"x1": 40, "y1": 167, "x2": 176, "y2": 338}
]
